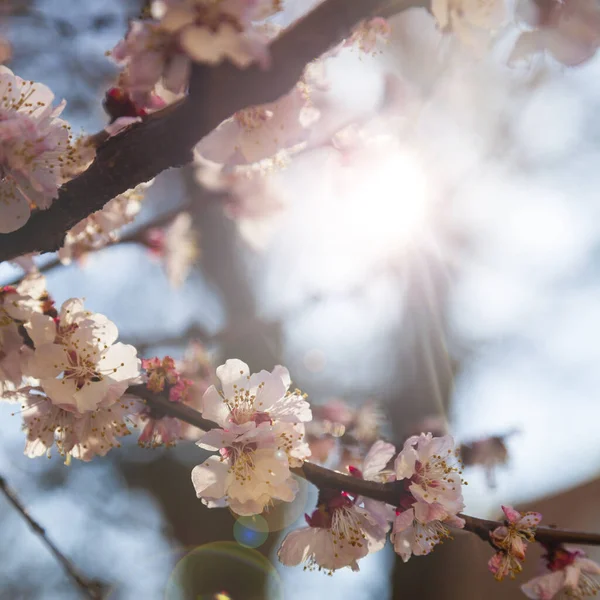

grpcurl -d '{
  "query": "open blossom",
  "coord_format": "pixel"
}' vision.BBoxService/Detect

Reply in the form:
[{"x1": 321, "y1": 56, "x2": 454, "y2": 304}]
[
  {"x1": 392, "y1": 501, "x2": 465, "y2": 562},
  {"x1": 432, "y1": 0, "x2": 506, "y2": 49},
  {"x1": 488, "y1": 505, "x2": 542, "y2": 580},
  {"x1": 0, "y1": 273, "x2": 49, "y2": 348},
  {"x1": 112, "y1": 0, "x2": 281, "y2": 108},
  {"x1": 0, "y1": 66, "x2": 75, "y2": 233},
  {"x1": 395, "y1": 433, "x2": 465, "y2": 515},
  {"x1": 25, "y1": 299, "x2": 140, "y2": 413},
  {"x1": 20, "y1": 389, "x2": 137, "y2": 462},
  {"x1": 391, "y1": 433, "x2": 466, "y2": 561},
  {"x1": 350, "y1": 440, "x2": 397, "y2": 531},
  {"x1": 0, "y1": 274, "x2": 51, "y2": 393},
  {"x1": 278, "y1": 488, "x2": 387, "y2": 574},
  {"x1": 191, "y1": 359, "x2": 311, "y2": 515},
  {"x1": 522, "y1": 545, "x2": 600, "y2": 599}
]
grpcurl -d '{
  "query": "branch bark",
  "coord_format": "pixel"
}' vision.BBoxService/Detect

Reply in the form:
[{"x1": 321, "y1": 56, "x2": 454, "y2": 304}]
[
  {"x1": 0, "y1": 0, "x2": 422, "y2": 264},
  {"x1": 128, "y1": 385, "x2": 600, "y2": 548}
]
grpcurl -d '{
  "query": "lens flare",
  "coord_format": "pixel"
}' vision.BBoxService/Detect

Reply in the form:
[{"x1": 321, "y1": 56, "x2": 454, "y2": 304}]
[
  {"x1": 165, "y1": 542, "x2": 282, "y2": 600},
  {"x1": 233, "y1": 515, "x2": 269, "y2": 548}
]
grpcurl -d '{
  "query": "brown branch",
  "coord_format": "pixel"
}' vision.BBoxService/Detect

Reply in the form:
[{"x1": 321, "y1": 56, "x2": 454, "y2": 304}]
[
  {"x1": 0, "y1": 474, "x2": 108, "y2": 599},
  {"x1": 0, "y1": 0, "x2": 423, "y2": 264},
  {"x1": 128, "y1": 385, "x2": 600, "y2": 547}
]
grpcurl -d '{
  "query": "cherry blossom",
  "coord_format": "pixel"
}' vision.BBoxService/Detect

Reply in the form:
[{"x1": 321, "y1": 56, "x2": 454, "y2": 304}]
[
  {"x1": 395, "y1": 432, "x2": 465, "y2": 515},
  {"x1": 131, "y1": 355, "x2": 195, "y2": 449},
  {"x1": 278, "y1": 488, "x2": 387, "y2": 574},
  {"x1": 112, "y1": 0, "x2": 281, "y2": 108},
  {"x1": 390, "y1": 433, "x2": 466, "y2": 561},
  {"x1": 0, "y1": 66, "x2": 75, "y2": 233},
  {"x1": 522, "y1": 545, "x2": 600, "y2": 599},
  {"x1": 488, "y1": 505, "x2": 542, "y2": 580},
  {"x1": 0, "y1": 274, "x2": 48, "y2": 345},
  {"x1": 196, "y1": 83, "x2": 319, "y2": 167},
  {"x1": 191, "y1": 359, "x2": 311, "y2": 515},
  {"x1": 350, "y1": 440, "x2": 397, "y2": 531},
  {"x1": 20, "y1": 388, "x2": 137, "y2": 462},
  {"x1": 26, "y1": 299, "x2": 140, "y2": 414},
  {"x1": 391, "y1": 501, "x2": 465, "y2": 562},
  {"x1": 432, "y1": 0, "x2": 506, "y2": 49}
]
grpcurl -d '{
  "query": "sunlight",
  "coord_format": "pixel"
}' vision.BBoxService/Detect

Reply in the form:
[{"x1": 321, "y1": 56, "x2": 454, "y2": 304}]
[
  {"x1": 312, "y1": 143, "x2": 434, "y2": 286},
  {"x1": 339, "y1": 149, "x2": 431, "y2": 258}
]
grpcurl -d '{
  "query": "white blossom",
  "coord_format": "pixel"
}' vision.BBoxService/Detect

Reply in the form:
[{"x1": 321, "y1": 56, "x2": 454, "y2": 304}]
[
  {"x1": 395, "y1": 432, "x2": 465, "y2": 515},
  {"x1": 392, "y1": 501, "x2": 464, "y2": 562},
  {"x1": 278, "y1": 491, "x2": 387, "y2": 574},
  {"x1": 0, "y1": 66, "x2": 75, "y2": 233},
  {"x1": 26, "y1": 299, "x2": 140, "y2": 413},
  {"x1": 192, "y1": 359, "x2": 311, "y2": 515},
  {"x1": 20, "y1": 388, "x2": 137, "y2": 462}
]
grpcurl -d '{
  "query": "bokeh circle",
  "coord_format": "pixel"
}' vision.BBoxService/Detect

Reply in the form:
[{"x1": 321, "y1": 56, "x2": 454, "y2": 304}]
[
  {"x1": 233, "y1": 515, "x2": 269, "y2": 548},
  {"x1": 165, "y1": 541, "x2": 283, "y2": 600}
]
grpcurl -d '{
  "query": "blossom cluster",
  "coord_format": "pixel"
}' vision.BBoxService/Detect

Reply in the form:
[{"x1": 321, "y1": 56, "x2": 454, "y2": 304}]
[
  {"x1": 0, "y1": 67, "x2": 75, "y2": 234},
  {"x1": 180, "y1": 360, "x2": 467, "y2": 574},
  {"x1": 488, "y1": 505, "x2": 542, "y2": 580},
  {"x1": 111, "y1": 0, "x2": 283, "y2": 111},
  {"x1": 0, "y1": 277, "x2": 214, "y2": 460}
]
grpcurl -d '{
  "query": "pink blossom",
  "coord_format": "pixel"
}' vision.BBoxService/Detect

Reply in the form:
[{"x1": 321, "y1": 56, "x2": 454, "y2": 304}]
[
  {"x1": 395, "y1": 432, "x2": 465, "y2": 515},
  {"x1": 0, "y1": 67, "x2": 74, "y2": 232},
  {"x1": 137, "y1": 414, "x2": 182, "y2": 448},
  {"x1": 392, "y1": 502, "x2": 465, "y2": 562},
  {"x1": 142, "y1": 356, "x2": 180, "y2": 393},
  {"x1": 21, "y1": 389, "x2": 137, "y2": 462},
  {"x1": 490, "y1": 505, "x2": 542, "y2": 563},
  {"x1": 278, "y1": 488, "x2": 387, "y2": 573},
  {"x1": 522, "y1": 545, "x2": 600, "y2": 599},
  {"x1": 112, "y1": 0, "x2": 281, "y2": 107}
]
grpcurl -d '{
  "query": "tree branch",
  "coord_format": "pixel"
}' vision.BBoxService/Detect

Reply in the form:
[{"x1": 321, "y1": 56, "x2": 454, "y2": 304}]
[
  {"x1": 128, "y1": 385, "x2": 600, "y2": 547},
  {"x1": 1, "y1": 201, "x2": 192, "y2": 288},
  {"x1": 0, "y1": 474, "x2": 108, "y2": 599},
  {"x1": 0, "y1": 0, "x2": 423, "y2": 264}
]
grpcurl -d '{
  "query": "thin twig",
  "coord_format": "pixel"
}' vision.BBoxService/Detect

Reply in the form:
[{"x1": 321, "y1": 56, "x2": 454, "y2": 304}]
[
  {"x1": 1, "y1": 202, "x2": 192, "y2": 288},
  {"x1": 0, "y1": 475, "x2": 108, "y2": 599},
  {"x1": 127, "y1": 386, "x2": 600, "y2": 547}
]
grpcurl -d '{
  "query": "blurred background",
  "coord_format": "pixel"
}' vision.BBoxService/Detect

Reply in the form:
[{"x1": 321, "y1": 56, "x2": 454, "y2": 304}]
[{"x1": 1, "y1": 0, "x2": 600, "y2": 598}]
